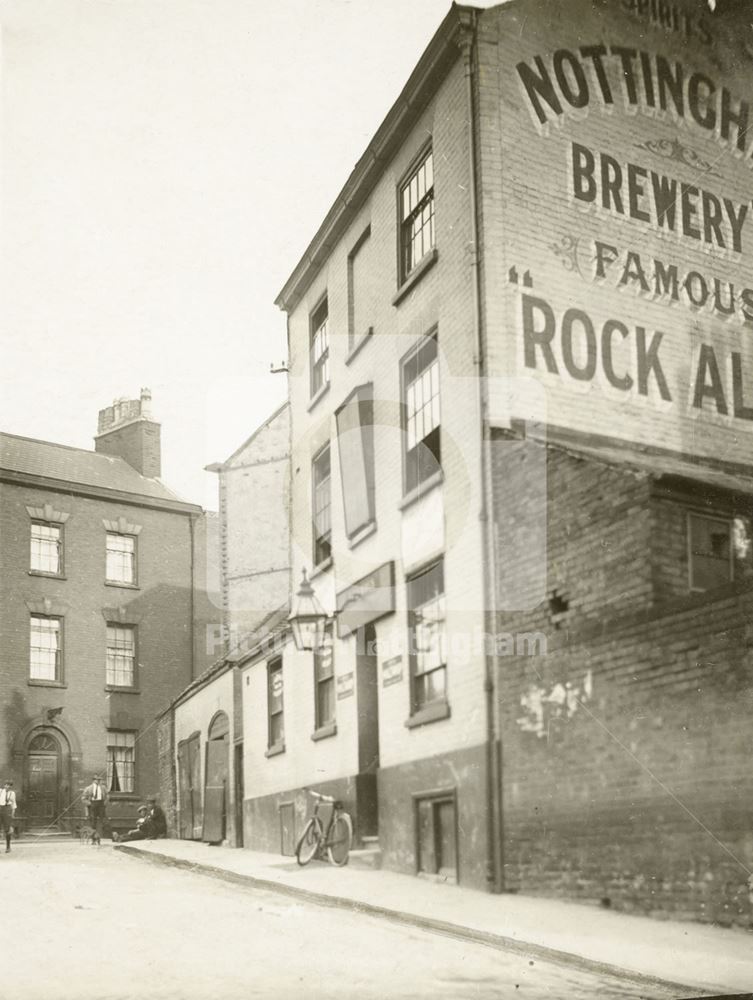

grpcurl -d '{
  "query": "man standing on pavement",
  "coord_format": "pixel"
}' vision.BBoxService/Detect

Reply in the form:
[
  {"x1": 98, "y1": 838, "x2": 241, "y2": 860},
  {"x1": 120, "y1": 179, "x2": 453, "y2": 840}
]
[
  {"x1": 82, "y1": 775, "x2": 108, "y2": 845},
  {"x1": 0, "y1": 781, "x2": 17, "y2": 853}
]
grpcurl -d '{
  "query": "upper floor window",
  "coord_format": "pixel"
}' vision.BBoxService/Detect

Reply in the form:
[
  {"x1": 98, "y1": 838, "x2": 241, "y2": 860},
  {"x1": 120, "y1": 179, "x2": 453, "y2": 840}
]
[
  {"x1": 348, "y1": 226, "x2": 374, "y2": 350},
  {"x1": 106, "y1": 625, "x2": 137, "y2": 688},
  {"x1": 30, "y1": 615, "x2": 62, "y2": 682},
  {"x1": 312, "y1": 444, "x2": 332, "y2": 567},
  {"x1": 267, "y1": 657, "x2": 284, "y2": 750},
  {"x1": 688, "y1": 512, "x2": 752, "y2": 591},
  {"x1": 314, "y1": 626, "x2": 335, "y2": 731},
  {"x1": 400, "y1": 147, "x2": 434, "y2": 284},
  {"x1": 30, "y1": 522, "x2": 63, "y2": 575},
  {"x1": 336, "y1": 383, "x2": 375, "y2": 539},
  {"x1": 106, "y1": 533, "x2": 136, "y2": 585},
  {"x1": 408, "y1": 559, "x2": 447, "y2": 713},
  {"x1": 310, "y1": 296, "x2": 330, "y2": 397},
  {"x1": 402, "y1": 332, "x2": 441, "y2": 495},
  {"x1": 107, "y1": 731, "x2": 136, "y2": 794}
]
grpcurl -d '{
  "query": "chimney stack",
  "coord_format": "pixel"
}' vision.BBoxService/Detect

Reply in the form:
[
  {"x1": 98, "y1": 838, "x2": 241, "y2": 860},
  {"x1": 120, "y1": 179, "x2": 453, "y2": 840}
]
[{"x1": 94, "y1": 388, "x2": 161, "y2": 478}]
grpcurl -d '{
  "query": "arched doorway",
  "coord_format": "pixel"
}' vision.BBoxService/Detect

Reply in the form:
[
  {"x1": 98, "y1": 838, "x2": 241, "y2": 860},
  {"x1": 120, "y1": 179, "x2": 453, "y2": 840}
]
[
  {"x1": 26, "y1": 732, "x2": 62, "y2": 828},
  {"x1": 203, "y1": 712, "x2": 229, "y2": 843}
]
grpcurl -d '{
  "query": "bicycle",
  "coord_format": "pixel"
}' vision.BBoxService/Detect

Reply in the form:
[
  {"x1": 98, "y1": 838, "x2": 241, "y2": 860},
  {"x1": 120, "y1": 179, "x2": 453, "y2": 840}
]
[{"x1": 295, "y1": 790, "x2": 353, "y2": 867}]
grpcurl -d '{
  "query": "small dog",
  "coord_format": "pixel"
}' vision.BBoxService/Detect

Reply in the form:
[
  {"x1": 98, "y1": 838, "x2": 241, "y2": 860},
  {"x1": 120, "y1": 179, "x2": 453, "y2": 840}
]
[{"x1": 78, "y1": 824, "x2": 96, "y2": 845}]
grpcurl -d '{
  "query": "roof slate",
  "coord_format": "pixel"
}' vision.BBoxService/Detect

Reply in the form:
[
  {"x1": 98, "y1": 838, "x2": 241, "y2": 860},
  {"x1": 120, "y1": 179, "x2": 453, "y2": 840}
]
[
  {"x1": 0, "y1": 432, "x2": 189, "y2": 505},
  {"x1": 541, "y1": 435, "x2": 753, "y2": 497}
]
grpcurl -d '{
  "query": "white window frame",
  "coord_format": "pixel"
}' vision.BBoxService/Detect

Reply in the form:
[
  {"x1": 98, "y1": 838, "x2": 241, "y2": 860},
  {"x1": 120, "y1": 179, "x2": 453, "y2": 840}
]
[
  {"x1": 106, "y1": 624, "x2": 137, "y2": 688},
  {"x1": 106, "y1": 532, "x2": 137, "y2": 585},
  {"x1": 107, "y1": 731, "x2": 136, "y2": 794},
  {"x1": 310, "y1": 295, "x2": 330, "y2": 398},
  {"x1": 30, "y1": 615, "x2": 62, "y2": 682},
  {"x1": 30, "y1": 521, "x2": 63, "y2": 575}
]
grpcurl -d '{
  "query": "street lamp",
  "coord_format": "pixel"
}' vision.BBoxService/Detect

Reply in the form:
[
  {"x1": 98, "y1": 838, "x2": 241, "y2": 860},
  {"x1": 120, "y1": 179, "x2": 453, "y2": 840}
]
[{"x1": 289, "y1": 568, "x2": 327, "y2": 651}]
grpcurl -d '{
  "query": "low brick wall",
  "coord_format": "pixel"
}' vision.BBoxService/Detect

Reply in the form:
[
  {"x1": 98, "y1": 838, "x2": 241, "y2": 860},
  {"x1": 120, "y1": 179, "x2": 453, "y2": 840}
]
[{"x1": 156, "y1": 709, "x2": 177, "y2": 837}]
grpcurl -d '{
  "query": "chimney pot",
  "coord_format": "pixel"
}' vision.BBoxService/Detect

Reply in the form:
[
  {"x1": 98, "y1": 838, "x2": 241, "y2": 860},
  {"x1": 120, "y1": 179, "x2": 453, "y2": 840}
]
[{"x1": 94, "y1": 389, "x2": 161, "y2": 478}]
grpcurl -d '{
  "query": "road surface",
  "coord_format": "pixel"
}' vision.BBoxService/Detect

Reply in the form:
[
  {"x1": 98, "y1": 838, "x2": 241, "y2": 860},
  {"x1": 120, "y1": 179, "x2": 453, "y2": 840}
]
[{"x1": 1, "y1": 842, "x2": 680, "y2": 999}]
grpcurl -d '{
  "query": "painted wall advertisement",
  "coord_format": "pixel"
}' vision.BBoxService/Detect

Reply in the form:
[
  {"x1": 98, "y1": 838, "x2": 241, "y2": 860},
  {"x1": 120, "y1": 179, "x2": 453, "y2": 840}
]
[{"x1": 498, "y1": 0, "x2": 753, "y2": 462}]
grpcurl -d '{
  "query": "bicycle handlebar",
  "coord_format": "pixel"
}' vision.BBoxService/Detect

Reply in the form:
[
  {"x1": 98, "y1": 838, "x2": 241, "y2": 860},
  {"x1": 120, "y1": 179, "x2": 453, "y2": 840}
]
[{"x1": 308, "y1": 790, "x2": 335, "y2": 803}]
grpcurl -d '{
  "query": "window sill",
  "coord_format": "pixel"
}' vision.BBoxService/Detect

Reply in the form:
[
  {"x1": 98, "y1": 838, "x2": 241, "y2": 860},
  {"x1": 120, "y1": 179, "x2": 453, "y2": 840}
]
[
  {"x1": 28, "y1": 571, "x2": 66, "y2": 580},
  {"x1": 105, "y1": 581, "x2": 140, "y2": 590},
  {"x1": 265, "y1": 742, "x2": 286, "y2": 758},
  {"x1": 310, "y1": 557, "x2": 333, "y2": 581},
  {"x1": 307, "y1": 382, "x2": 331, "y2": 413},
  {"x1": 108, "y1": 793, "x2": 140, "y2": 802},
  {"x1": 311, "y1": 723, "x2": 337, "y2": 742},
  {"x1": 28, "y1": 679, "x2": 67, "y2": 689},
  {"x1": 345, "y1": 328, "x2": 374, "y2": 366},
  {"x1": 347, "y1": 520, "x2": 377, "y2": 550},
  {"x1": 405, "y1": 700, "x2": 451, "y2": 729},
  {"x1": 392, "y1": 248, "x2": 438, "y2": 306},
  {"x1": 105, "y1": 686, "x2": 141, "y2": 695},
  {"x1": 399, "y1": 470, "x2": 444, "y2": 512}
]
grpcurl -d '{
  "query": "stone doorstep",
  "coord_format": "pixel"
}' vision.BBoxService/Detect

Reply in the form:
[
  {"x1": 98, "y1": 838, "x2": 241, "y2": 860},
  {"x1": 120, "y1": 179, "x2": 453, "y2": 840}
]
[
  {"x1": 350, "y1": 834, "x2": 382, "y2": 869},
  {"x1": 348, "y1": 847, "x2": 382, "y2": 870}
]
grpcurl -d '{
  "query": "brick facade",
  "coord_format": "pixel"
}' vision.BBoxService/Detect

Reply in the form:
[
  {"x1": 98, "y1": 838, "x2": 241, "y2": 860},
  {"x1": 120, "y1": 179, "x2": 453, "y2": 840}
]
[
  {"x1": 0, "y1": 400, "x2": 214, "y2": 835},
  {"x1": 493, "y1": 435, "x2": 753, "y2": 925},
  {"x1": 156, "y1": 708, "x2": 177, "y2": 836},
  {"x1": 220, "y1": 0, "x2": 753, "y2": 922},
  {"x1": 216, "y1": 402, "x2": 290, "y2": 649}
]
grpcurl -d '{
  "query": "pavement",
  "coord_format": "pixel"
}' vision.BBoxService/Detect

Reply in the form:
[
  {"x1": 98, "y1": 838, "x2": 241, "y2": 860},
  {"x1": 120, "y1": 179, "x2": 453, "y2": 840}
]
[{"x1": 114, "y1": 838, "x2": 753, "y2": 997}]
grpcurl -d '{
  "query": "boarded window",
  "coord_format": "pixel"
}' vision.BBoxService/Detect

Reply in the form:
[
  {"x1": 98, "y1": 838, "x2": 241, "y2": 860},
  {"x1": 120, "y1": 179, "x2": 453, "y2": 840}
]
[
  {"x1": 348, "y1": 226, "x2": 375, "y2": 348},
  {"x1": 336, "y1": 383, "x2": 375, "y2": 538}
]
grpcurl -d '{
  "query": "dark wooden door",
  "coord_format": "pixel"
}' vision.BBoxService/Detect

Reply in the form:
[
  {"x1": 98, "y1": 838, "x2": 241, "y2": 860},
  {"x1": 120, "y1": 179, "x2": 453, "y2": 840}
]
[
  {"x1": 28, "y1": 755, "x2": 59, "y2": 826},
  {"x1": 178, "y1": 735, "x2": 203, "y2": 840},
  {"x1": 202, "y1": 737, "x2": 228, "y2": 843},
  {"x1": 356, "y1": 624, "x2": 379, "y2": 773},
  {"x1": 234, "y1": 743, "x2": 244, "y2": 847},
  {"x1": 177, "y1": 741, "x2": 192, "y2": 839},
  {"x1": 188, "y1": 736, "x2": 202, "y2": 840},
  {"x1": 435, "y1": 799, "x2": 458, "y2": 880}
]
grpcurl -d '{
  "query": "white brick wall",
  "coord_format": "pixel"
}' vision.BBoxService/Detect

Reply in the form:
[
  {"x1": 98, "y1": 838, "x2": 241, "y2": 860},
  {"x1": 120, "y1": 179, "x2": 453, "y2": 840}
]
[
  {"x1": 276, "y1": 56, "x2": 485, "y2": 791},
  {"x1": 174, "y1": 669, "x2": 235, "y2": 816},
  {"x1": 483, "y1": 0, "x2": 753, "y2": 463},
  {"x1": 241, "y1": 640, "x2": 359, "y2": 799}
]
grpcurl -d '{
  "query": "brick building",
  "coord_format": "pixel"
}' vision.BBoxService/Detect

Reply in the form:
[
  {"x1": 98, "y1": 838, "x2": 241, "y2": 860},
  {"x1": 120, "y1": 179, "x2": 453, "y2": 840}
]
[
  {"x1": 209, "y1": 401, "x2": 291, "y2": 652},
  {"x1": 234, "y1": 0, "x2": 753, "y2": 925},
  {"x1": 0, "y1": 390, "x2": 219, "y2": 835},
  {"x1": 156, "y1": 403, "x2": 291, "y2": 846}
]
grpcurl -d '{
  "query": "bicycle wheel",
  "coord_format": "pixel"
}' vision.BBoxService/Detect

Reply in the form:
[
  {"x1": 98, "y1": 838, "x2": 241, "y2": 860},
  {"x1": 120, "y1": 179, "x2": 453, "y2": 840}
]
[
  {"x1": 326, "y1": 812, "x2": 353, "y2": 867},
  {"x1": 295, "y1": 818, "x2": 321, "y2": 866}
]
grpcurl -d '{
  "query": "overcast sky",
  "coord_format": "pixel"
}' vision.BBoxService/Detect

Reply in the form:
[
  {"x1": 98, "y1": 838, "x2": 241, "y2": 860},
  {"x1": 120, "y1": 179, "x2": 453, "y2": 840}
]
[{"x1": 0, "y1": 0, "x2": 494, "y2": 508}]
